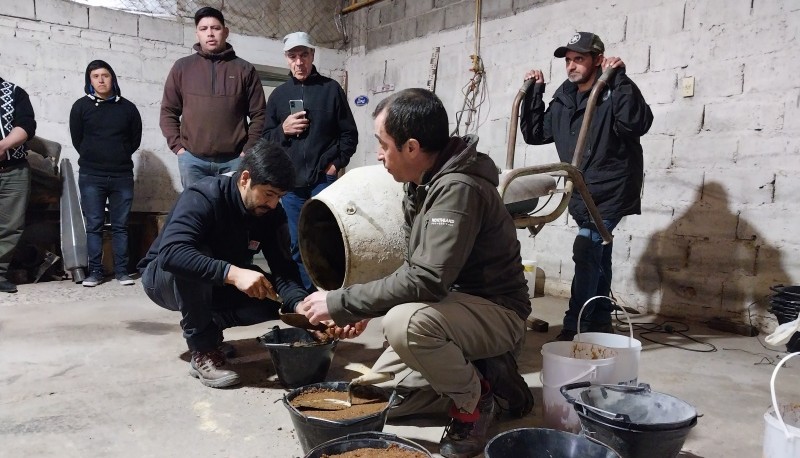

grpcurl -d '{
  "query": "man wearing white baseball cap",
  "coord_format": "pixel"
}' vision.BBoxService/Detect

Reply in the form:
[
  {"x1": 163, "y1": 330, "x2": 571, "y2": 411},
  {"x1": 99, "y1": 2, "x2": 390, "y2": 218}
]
[{"x1": 262, "y1": 31, "x2": 358, "y2": 293}]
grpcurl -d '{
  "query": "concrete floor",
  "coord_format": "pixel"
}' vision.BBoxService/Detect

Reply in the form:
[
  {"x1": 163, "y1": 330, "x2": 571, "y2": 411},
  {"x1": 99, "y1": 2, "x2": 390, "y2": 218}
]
[{"x1": 2, "y1": 279, "x2": 798, "y2": 457}]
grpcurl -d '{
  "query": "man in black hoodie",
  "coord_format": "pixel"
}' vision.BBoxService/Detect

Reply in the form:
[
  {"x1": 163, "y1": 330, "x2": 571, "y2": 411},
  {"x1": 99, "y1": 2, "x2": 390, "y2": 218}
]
[
  {"x1": 138, "y1": 139, "x2": 308, "y2": 389},
  {"x1": 70, "y1": 60, "x2": 142, "y2": 287},
  {"x1": 262, "y1": 31, "x2": 358, "y2": 292}
]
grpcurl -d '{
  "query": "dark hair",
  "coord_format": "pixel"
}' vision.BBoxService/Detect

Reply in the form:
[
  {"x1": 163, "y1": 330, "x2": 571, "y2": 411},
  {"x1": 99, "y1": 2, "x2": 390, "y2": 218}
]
[
  {"x1": 194, "y1": 7, "x2": 225, "y2": 26},
  {"x1": 238, "y1": 139, "x2": 295, "y2": 191},
  {"x1": 372, "y1": 88, "x2": 449, "y2": 153}
]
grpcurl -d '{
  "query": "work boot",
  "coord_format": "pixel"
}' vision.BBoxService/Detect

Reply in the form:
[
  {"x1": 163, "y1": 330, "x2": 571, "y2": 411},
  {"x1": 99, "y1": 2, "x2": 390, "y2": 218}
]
[
  {"x1": 439, "y1": 383, "x2": 496, "y2": 458},
  {"x1": 474, "y1": 352, "x2": 533, "y2": 418},
  {"x1": 189, "y1": 350, "x2": 240, "y2": 388},
  {"x1": 550, "y1": 329, "x2": 576, "y2": 342}
]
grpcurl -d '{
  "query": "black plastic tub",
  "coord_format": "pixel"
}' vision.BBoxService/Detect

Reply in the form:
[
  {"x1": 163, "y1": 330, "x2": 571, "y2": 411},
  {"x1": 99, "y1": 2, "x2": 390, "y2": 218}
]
[
  {"x1": 283, "y1": 381, "x2": 397, "y2": 454},
  {"x1": 304, "y1": 432, "x2": 431, "y2": 458},
  {"x1": 484, "y1": 428, "x2": 620, "y2": 458},
  {"x1": 257, "y1": 326, "x2": 337, "y2": 388}
]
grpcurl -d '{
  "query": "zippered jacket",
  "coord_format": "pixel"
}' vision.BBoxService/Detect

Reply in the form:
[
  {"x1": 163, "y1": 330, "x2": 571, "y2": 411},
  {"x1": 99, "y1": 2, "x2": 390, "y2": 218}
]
[
  {"x1": 520, "y1": 68, "x2": 653, "y2": 223},
  {"x1": 262, "y1": 66, "x2": 357, "y2": 187},
  {"x1": 327, "y1": 136, "x2": 531, "y2": 325},
  {"x1": 137, "y1": 173, "x2": 307, "y2": 310},
  {"x1": 160, "y1": 44, "x2": 266, "y2": 158}
]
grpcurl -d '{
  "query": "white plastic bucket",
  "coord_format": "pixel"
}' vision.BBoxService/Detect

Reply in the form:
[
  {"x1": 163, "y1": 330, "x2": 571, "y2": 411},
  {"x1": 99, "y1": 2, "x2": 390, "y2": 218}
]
[
  {"x1": 541, "y1": 341, "x2": 617, "y2": 433},
  {"x1": 576, "y1": 296, "x2": 642, "y2": 385},
  {"x1": 763, "y1": 352, "x2": 800, "y2": 458}
]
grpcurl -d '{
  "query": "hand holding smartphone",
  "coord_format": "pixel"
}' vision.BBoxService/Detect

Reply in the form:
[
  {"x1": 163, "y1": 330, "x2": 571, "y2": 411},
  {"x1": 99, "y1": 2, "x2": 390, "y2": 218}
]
[
  {"x1": 289, "y1": 99, "x2": 304, "y2": 116},
  {"x1": 285, "y1": 99, "x2": 309, "y2": 137}
]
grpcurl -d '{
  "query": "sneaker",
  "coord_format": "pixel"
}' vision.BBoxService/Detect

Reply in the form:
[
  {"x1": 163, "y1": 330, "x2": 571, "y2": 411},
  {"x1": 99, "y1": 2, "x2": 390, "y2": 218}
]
[
  {"x1": 116, "y1": 275, "x2": 135, "y2": 286},
  {"x1": 439, "y1": 386, "x2": 496, "y2": 458},
  {"x1": 474, "y1": 352, "x2": 533, "y2": 418},
  {"x1": 550, "y1": 329, "x2": 576, "y2": 342},
  {"x1": 189, "y1": 350, "x2": 240, "y2": 388},
  {"x1": 82, "y1": 274, "x2": 103, "y2": 287},
  {"x1": 0, "y1": 279, "x2": 17, "y2": 293}
]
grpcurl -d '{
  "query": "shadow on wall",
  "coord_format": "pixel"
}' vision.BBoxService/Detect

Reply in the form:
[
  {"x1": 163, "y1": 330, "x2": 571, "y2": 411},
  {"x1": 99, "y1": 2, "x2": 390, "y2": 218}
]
[
  {"x1": 133, "y1": 150, "x2": 180, "y2": 211},
  {"x1": 635, "y1": 181, "x2": 790, "y2": 326}
]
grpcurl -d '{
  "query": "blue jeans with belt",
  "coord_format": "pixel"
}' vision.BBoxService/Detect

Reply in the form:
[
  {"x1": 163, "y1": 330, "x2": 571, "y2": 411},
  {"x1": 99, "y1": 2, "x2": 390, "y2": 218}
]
[
  {"x1": 79, "y1": 173, "x2": 134, "y2": 278},
  {"x1": 563, "y1": 218, "x2": 621, "y2": 332},
  {"x1": 177, "y1": 150, "x2": 241, "y2": 189},
  {"x1": 281, "y1": 174, "x2": 337, "y2": 291}
]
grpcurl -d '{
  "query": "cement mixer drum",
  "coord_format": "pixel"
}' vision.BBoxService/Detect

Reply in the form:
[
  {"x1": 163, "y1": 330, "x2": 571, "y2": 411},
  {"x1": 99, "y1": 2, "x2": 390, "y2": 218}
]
[{"x1": 298, "y1": 165, "x2": 406, "y2": 290}]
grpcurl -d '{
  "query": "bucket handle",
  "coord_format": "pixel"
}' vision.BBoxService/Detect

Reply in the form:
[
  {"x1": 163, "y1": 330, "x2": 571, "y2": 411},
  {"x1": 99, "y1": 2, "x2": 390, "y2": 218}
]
[
  {"x1": 539, "y1": 365, "x2": 598, "y2": 388},
  {"x1": 577, "y1": 295, "x2": 635, "y2": 347},
  {"x1": 770, "y1": 352, "x2": 800, "y2": 438},
  {"x1": 560, "y1": 381, "x2": 645, "y2": 424}
]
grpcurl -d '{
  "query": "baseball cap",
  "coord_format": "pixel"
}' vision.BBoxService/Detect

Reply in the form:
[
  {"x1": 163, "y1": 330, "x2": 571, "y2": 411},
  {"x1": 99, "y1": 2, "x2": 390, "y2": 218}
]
[
  {"x1": 554, "y1": 32, "x2": 605, "y2": 58},
  {"x1": 283, "y1": 32, "x2": 315, "y2": 51}
]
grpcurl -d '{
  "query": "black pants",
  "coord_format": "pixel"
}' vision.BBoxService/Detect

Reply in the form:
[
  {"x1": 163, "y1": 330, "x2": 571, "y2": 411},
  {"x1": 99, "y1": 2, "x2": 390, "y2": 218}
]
[{"x1": 141, "y1": 259, "x2": 281, "y2": 352}]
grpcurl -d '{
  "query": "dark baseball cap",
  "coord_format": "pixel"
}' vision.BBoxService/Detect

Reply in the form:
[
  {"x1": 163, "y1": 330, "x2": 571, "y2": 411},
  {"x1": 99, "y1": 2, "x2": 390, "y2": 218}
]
[{"x1": 554, "y1": 32, "x2": 605, "y2": 58}]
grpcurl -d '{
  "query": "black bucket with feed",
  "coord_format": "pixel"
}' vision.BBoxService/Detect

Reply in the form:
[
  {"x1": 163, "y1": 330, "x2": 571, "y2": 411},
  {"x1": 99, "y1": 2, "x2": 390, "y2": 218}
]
[
  {"x1": 283, "y1": 381, "x2": 398, "y2": 454},
  {"x1": 257, "y1": 326, "x2": 337, "y2": 388},
  {"x1": 561, "y1": 382, "x2": 698, "y2": 458},
  {"x1": 304, "y1": 432, "x2": 432, "y2": 458}
]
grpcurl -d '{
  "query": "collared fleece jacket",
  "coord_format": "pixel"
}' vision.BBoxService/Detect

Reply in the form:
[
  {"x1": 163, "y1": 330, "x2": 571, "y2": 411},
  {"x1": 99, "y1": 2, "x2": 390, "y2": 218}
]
[
  {"x1": 327, "y1": 135, "x2": 531, "y2": 325},
  {"x1": 159, "y1": 43, "x2": 265, "y2": 158},
  {"x1": 520, "y1": 68, "x2": 653, "y2": 224}
]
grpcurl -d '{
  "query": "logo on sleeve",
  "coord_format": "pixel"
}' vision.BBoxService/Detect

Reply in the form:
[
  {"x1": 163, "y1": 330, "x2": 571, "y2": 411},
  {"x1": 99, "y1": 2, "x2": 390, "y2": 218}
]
[{"x1": 430, "y1": 217, "x2": 455, "y2": 227}]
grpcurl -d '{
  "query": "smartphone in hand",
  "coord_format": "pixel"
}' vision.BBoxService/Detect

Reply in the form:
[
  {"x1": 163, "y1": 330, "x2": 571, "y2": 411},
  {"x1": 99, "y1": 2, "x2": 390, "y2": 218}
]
[{"x1": 289, "y1": 99, "x2": 304, "y2": 116}]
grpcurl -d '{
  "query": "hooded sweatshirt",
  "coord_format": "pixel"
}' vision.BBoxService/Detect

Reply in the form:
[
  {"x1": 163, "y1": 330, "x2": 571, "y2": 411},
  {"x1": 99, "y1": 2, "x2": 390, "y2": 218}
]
[
  {"x1": 327, "y1": 135, "x2": 531, "y2": 325},
  {"x1": 69, "y1": 60, "x2": 142, "y2": 177}
]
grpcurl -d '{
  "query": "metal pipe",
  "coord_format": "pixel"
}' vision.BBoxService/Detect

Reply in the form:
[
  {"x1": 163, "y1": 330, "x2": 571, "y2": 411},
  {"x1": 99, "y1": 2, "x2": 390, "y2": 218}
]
[
  {"x1": 341, "y1": 0, "x2": 385, "y2": 15},
  {"x1": 506, "y1": 79, "x2": 535, "y2": 169},
  {"x1": 571, "y1": 68, "x2": 617, "y2": 167}
]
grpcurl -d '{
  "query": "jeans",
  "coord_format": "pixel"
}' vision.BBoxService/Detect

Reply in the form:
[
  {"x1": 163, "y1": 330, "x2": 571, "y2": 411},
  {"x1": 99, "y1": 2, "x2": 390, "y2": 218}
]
[
  {"x1": 281, "y1": 174, "x2": 337, "y2": 291},
  {"x1": 78, "y1": 174, "x2": 134, "y2": 278},
  {"x1": 177, "y1": 150, "x2": 241, "y2": 189},
  {"x1": 141, "y1": 259, "x2": 282, "y2": 352},
  {"x1": 0, "y1": 163, "x2": 30, "y2": 280},
  {"x1": 563, "y1": 218, "x2": 621, "y2": 332}
]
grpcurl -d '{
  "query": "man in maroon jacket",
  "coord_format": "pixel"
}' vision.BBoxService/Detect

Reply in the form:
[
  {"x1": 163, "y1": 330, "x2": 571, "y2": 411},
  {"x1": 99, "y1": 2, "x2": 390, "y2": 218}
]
[{"x1": 159, "y1": 7, "x2": 265, "y2": 188}]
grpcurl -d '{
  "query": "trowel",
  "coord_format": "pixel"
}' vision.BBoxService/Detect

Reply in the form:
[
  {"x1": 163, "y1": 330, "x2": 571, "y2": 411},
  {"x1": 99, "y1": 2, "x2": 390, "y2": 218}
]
[
  {"x1": 278, "y1": 309, "x2": 329, "y2": 332},
  {"x1": 293, "y1": 367, "x2": 395, "y2": 411}
]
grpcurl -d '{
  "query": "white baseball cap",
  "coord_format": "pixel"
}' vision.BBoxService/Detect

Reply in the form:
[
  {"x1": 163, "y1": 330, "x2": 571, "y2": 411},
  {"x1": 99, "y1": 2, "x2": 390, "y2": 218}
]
[{"x1": 283, "y1": 32, "x2": 315, "y2": 51}]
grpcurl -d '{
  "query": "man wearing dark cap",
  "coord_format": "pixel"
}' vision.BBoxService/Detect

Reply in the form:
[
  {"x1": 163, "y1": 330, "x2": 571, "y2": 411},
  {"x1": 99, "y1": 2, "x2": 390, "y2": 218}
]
[
  {"x1": 70, "y1": 60, "x2": 142, "y2": 287},
  {"x1": 160, "y1": 7, "x2": 266, "y2": 188},
  {"x1": 520, "y1": 32, "x2": 653, "y2": 341},
  {"x1": 262, "y1": 31, "x2": 358, "y2": 292}
]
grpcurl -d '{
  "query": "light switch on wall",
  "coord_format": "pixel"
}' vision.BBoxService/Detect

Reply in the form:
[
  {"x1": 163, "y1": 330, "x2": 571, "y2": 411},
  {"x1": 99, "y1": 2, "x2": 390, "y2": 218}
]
[{"x1": 681, "y1": 76, "x2": 695, "y2": 97}]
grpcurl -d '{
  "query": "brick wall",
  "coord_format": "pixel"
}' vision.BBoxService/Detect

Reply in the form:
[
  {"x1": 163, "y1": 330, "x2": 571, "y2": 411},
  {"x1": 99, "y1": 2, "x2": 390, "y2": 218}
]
[
  {"x1": 0, "y1": 0, "x2": 344, "y2": 212},
  {"x1": 341, "y1": 0, "x2": 800, "y2": 330}
]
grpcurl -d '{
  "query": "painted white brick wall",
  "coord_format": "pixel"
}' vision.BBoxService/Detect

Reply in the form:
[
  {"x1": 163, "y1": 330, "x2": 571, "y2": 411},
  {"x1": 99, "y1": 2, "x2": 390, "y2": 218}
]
[
  {"x1": 0, "y1": 0, "x2": 345, "y2": 214},
  {"x1": 341, "y1": 0, "x2": 800, "y2": 331}
]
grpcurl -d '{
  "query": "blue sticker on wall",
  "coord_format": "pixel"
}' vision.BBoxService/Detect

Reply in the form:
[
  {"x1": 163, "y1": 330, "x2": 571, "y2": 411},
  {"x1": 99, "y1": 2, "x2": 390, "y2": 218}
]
[{"x1": 354, "y1": 95, "x2": 369, "y2": 106}]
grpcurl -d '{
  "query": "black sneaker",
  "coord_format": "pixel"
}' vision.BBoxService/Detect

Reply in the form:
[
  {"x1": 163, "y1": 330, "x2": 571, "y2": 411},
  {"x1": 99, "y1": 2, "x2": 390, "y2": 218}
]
[
  {"x1": 439, "y1": 391, "x2": 496, "y2": 458},
  {"x1": 0, "y1": 279, "x2": 17, "y2": 293},
  {"x1": 474, "y1": 352, "x2": 533, "y2": 418}
]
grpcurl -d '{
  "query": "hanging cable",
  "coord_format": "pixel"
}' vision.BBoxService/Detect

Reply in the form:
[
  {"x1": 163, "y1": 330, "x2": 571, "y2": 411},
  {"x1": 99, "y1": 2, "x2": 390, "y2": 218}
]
[{"x1": 451, "y1": 0, "x2": 488, "y2": 137}]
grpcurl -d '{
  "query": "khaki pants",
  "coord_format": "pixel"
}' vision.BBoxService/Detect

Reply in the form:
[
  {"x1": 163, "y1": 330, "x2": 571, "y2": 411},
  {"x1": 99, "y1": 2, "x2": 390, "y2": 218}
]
[{"x1": 372, "y1": 292, "x2": 525, "y2": 418}]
